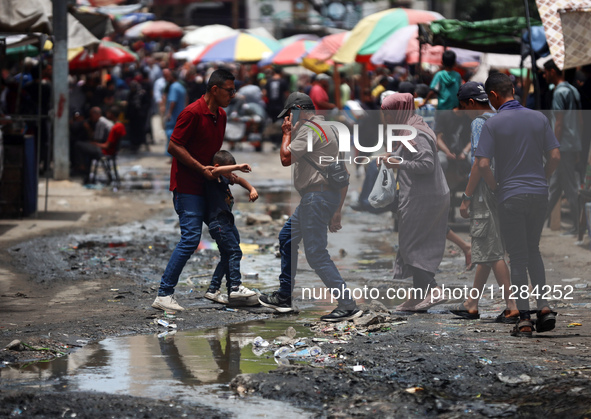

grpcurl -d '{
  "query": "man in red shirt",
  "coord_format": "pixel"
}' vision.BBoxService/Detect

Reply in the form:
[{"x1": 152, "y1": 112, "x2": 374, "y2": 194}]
[
  {"x1": 309, "y1": 73, "x2": 337, "y2": 111},
  {"x1": 93, "y1": 107, "x2": 126, "y2": 156},
  {"x1": 75, "y1": 106, "x2": 123, "y2": 184},
  {"x1": 152, "y1": 69, "x2": 249, "y2": 312}
]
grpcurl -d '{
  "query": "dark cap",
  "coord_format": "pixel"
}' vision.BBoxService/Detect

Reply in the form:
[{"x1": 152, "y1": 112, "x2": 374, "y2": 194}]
[
  {"x1": 277, "y1": 92, "x2": 315, "y2": 118},
  {"x1": 457, "y1": 81, "x2": 488, "y2": 102}
]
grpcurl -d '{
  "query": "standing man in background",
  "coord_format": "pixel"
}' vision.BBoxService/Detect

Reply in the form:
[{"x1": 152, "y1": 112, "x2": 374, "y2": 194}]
[
  {"x1": 163, "y1": 69, "x2": 188, "y2": 156},
  {"x1": 543, "y1": 60, "x2": 582, "y2": 236}
]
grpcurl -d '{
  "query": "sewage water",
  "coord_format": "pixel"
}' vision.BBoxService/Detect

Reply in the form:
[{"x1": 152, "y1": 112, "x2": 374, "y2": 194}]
[{"x1": 1, "y1": 319, "x2": 318, "y2": 418}]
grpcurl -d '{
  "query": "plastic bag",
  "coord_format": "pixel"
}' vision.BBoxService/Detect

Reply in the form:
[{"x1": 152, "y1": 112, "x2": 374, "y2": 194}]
[{"x1": 368, "y1": 162, "x2": 397, "y2": 209}]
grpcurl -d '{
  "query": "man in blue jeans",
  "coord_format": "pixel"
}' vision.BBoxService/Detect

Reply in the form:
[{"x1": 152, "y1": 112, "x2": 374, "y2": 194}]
[
  {"x1": 152, "y1": 69, "x2": 239, "y2": 312},
  {"x1": 475, "y1": 73, "x2": 561, "y2": 337},
  {"x1": 258, "y1": 92, "x2": 362, "y2": 322}
]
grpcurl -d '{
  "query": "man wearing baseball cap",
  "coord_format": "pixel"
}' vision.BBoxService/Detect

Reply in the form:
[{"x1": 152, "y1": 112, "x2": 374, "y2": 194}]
[
  {"x1": 259, "y1": 92, "x2": 362, "y2": 322},
  {"x1": 449, "y1": 81, "x2": 519, "y2": 323}
]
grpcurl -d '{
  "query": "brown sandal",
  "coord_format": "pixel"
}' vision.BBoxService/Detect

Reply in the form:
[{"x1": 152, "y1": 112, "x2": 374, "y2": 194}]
[{"x1": 510, "y1": 319, "x2": 534, "y2": 337}]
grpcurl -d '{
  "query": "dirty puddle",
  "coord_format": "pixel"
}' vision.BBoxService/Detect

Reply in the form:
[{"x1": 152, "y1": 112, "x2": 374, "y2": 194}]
[{"x1": 1, "y1": 318, "x2": 321, "y2": 417}]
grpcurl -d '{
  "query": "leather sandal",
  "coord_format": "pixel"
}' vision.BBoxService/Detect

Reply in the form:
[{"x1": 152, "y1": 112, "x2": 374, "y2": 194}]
[
  {"x1": 449, "y1": 301, "x2": 479, "y2": 320},
  {"x1": 494, "y1": 309, "x2": 519, "y2": 324},
  {"x1": 510, "y1": 319, "x2": 534, "y2": 338},
  {"x1": 535, "y1": 309, "x2": 557, "y2": 333}
]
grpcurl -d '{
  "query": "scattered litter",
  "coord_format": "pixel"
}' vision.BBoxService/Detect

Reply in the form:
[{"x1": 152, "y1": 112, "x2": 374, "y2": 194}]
[
  {"x1": 567, "y1": 323, "x2": 582, "y2": 327},
  {"x1": 479, "y1": 357, "x2": 492, "y2": 365},
  {"x1": 253, "y1": 336, "x2": 269, "y2": 347},
  {"x1": 275, "y1": 357, "x2": 290, "y2": 366},
  {"x1": 225, "y1": 308, "x2": 237, "y2": 312},
  {"x1": 405, "y1": 387, "x2": 424, "y2": 393},
  {"x1": 352, "y1": 365, "x2": 366, "y2": 372},
  {"x1": 497, "y1": 373, "x2": 531, "y2": 384},
  {"x1": 285, "y1": 326, "x2": 297, "y2": 339},
  {"x1": 157, "y1": 330, "x2": 176, "y2": 339},
  {"x1": 561, "y1": 278, "x2": 581, "y2": 282},
  {"x1": 244, "y1": 272, "x2": 259, "y2": 280},
  {"x1": 287, "y1": 346, "x2": 322, "y2": 358},
  {"x1": 274, "y1": 347, "x2": 292, "y2": 358},
  {"x1": 5, "y1": 340, "x2": 24, "y2": 351},
  {"x1": 108, "y1": 242, "x2": 127, "y2": 248},
  {"x1": 110, "y1": 288, "x2": 119, "y2": 292},
  {"x1": 156, "y1": 319, "x2": 177, "y2": 329}
]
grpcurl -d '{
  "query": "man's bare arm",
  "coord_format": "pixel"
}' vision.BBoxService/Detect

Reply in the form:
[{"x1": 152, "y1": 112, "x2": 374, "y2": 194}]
[
  {"x1": 545, "y1": 148, "x2": 561, "y2": 179},
  {"x1": 477, "y1": 157, "x2": 497, "y2": 191},
  {"x1": 168, "y1": 141, "x2": 215, "y2": 180}
]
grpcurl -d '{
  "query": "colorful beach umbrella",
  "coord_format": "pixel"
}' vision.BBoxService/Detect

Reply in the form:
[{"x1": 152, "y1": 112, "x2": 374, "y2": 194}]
[
  {"x1": 278, "y1": 34, "x2": 320, "y2": 47},
  {"x1": 193, "y1": 33, "x2": 281, "y2": 64},
  {"x1": 124, "y1": 20, "x2": 183, "y2": 39},
  {"x1": 332, "y1": 8, "x2": 444, "y2": 64},
  {"x1": 69, "y1": 40, "x2": 138, "y2": 71},
  {"x1": 259, "y1": 40, "x2": 318, "y2": 67},
  {"x1": 371, "y1": 25, "x2": 482, "y2": 66},
  {"x1": 181, "y1": 24, "x2": 237, "y2": 47},
  {"x1": 301, "y1": 31, "x2": 350, "y2": 73}
]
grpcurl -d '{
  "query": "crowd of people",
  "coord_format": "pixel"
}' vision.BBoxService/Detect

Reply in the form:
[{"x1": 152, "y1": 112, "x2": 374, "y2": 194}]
[
  {"x1": 144, "y1": 57, "x2": 587, "y2": 338},
  {"x1": 2, "y1": 42, "x2": 591, "y2": 336}
]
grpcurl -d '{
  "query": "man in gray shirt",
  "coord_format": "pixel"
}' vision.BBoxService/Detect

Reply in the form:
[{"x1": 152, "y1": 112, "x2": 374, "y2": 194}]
[
  {"x1": 258, "y1": 92, "x2": 362, "y2": 322},
  {"x1": 543, "y1": 60, "x2": 582, "y2": 235},
  {"x1": 86, "y1": 107, "x2": 113, "y2": 143}
]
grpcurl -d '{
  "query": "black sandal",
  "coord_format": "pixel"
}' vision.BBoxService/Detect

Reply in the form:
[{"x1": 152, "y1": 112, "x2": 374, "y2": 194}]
[
  {"x1": 494, "y1": 309, "x2": 519, "y2": 324},
  {"x1": 511, "y1": 319, "x2": 534, "y2": 337},
  {"x1": 535, "y1": 309, "x2": 557, "y2": 333},
  {"x1": 449, "y1": 301, "x2": 480, "y2": 320}
]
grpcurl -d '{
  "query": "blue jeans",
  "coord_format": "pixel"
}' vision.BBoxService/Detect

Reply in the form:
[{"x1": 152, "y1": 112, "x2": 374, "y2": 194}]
[
  {"x1": 498, "y1": 193, "x2": 548, "y2": 314},
  {"x1": 278, "y1": 189, "x2": 355, "y2": 309},
  {"x1": 208, "y1": 214, "x2": 243, "y2": 291},
  {"x1": 158, "y1": 192, "x2": 205, "y2": 296}
]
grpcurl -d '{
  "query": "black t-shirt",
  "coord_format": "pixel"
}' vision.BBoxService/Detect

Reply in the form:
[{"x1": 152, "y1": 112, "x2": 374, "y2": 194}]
[{"x1": 205, "y1": 175, "x2": 234, "y2": 224}]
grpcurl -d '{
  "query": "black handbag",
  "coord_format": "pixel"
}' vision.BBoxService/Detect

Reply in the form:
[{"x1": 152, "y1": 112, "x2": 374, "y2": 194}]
[{"x1": 303, "y1": 154, "x2": 350, "y2": 190}]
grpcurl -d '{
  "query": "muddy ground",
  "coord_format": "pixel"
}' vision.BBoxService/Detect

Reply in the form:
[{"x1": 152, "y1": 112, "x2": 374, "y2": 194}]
[{"x1": 1, "y1": 149, "x2": 591, "y2": 418}]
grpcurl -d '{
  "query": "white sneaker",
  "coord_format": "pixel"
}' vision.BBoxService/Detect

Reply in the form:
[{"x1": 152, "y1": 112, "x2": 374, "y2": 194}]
[
  {"x1": 229, "y1": 285, "x2": 257, "y2": 299},
  {"x1": 204, "y1": 289, "x2": 229, "y2": 304},
  {"x1": 152, "y1": 295, "x2": 185, "y2": 312}
]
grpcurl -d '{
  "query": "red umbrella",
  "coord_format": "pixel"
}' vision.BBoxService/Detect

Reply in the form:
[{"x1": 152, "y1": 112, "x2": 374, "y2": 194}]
[
  {"x1": 69, "y1": 41, "x2": 138, "y2": 71},
  {"x1": 130, "y1": 20, "x2": 183, "y2": 39}
]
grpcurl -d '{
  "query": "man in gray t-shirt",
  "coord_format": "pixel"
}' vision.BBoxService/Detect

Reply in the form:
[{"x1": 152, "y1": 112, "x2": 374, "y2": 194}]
[
  {"x1": 86, "y1": 107, "x2": 113, "y2": 143},
  {"x1": 543, "y1": 60, "x2": 582, "y2": 235}
]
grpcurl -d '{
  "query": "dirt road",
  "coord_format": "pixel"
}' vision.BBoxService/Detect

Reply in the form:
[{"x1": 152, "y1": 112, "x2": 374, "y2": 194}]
[{"x1": 1, "y1": 147, "x2": 590, "y2": 418}]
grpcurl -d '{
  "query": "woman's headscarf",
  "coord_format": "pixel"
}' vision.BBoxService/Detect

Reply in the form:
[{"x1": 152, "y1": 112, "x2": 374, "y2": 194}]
[{"x1": 381, "y1": 93, "x2": 436, "y2": 142}]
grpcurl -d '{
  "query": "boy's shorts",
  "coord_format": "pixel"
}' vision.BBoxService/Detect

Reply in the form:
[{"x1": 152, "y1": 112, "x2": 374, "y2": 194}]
[{"x1": 469, "y1": 181, "x2": 505, "y2": 264}]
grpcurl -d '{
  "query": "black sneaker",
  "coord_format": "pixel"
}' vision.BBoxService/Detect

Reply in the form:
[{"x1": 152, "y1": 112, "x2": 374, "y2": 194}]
[
  {"x1": 320, "y1": 307, "x2": 363, "y2": 322},
  {"x1": 258, "y1": 291, "x2": 293, "y2": 313}
]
